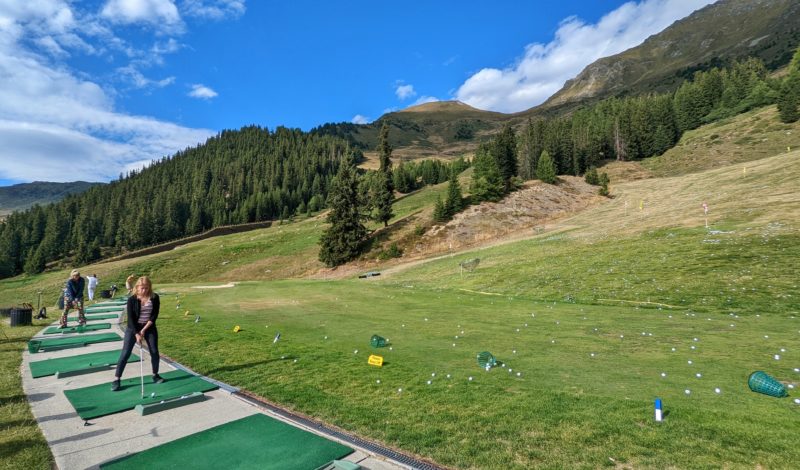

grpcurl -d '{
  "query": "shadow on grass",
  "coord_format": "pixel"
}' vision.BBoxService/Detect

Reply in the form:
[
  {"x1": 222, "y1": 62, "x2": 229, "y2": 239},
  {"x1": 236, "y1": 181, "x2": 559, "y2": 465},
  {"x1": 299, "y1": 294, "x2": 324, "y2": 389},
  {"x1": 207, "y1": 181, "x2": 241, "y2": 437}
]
[
  {"x1": 205, "y1": 356, "x2": 296, "y2": 375},
  {"x1": 0, "y1": 438, "x2": 45, "y2": 461}
]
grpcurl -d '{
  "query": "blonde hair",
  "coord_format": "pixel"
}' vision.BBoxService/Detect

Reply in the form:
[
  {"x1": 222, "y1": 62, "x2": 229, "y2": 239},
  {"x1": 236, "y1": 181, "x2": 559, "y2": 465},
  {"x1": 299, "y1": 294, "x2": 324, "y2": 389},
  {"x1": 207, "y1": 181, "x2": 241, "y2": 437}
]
[{"x1": 134, "y1": 276, "x2": 153, "y2": 299}]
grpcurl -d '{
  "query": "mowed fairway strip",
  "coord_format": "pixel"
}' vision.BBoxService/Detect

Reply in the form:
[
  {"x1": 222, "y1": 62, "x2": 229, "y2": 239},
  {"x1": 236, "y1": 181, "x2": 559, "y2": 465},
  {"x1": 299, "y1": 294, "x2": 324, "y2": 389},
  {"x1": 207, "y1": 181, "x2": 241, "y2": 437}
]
[{"x1": 156, "y1": 280, "x2": 800, "y2": 468}]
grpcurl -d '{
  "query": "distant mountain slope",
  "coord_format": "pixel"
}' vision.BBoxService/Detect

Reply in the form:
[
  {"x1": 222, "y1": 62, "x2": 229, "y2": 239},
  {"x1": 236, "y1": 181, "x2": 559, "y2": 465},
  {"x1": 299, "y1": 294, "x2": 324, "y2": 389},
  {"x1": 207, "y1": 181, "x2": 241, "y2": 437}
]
[
  {"x1": 312, "y1": 101, "x2": 509, "y2": 161},
  {"x1": 0, "y1": 181, "x2": 101, "y2": 215},
  {"x1": 540, "y1": 0, "x2": 800, "y2": 110}
]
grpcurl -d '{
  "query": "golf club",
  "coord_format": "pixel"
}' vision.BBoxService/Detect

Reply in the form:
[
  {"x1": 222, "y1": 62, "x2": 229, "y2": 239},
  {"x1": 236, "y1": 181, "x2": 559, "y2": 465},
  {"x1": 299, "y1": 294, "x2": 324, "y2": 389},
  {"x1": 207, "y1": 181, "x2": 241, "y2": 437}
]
[{"x1": 139, "y1": 341, "x2": 144, "y2": 399}]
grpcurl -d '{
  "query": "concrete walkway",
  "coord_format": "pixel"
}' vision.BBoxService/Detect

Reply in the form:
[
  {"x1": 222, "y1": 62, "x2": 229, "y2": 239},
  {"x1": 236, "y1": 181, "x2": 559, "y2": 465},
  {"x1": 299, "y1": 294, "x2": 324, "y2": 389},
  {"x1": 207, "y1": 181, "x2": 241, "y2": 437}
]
[{"x1": 21, "y1": 305, "x2": 410, "y2": 469}]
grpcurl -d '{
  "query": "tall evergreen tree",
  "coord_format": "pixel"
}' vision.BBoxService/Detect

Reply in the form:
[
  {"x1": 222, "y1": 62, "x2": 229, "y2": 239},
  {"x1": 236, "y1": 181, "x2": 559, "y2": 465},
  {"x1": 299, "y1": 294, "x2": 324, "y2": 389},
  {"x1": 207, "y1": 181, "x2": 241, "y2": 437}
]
[
  {"x1": 536, "y1": 150, "x2": 557, "y2": 184},
  {"x1": 319, "y1": 152, "x2": 368, "y2": 267},
  {"x1": 778, "y1": 47, "x2": 800, "y2": 123},
  {"x1": 374, "y1": 121, "x2": 394, "y2": 227},
  {"x1": 493, "y1": 123, "x2": 518, "y2": 189},
  {"x1": 444, "y1": 172, "x2": 466, "y2": 218},
  {"x1": 470, "y1": 143, "x2": 505, "y2": 203}
]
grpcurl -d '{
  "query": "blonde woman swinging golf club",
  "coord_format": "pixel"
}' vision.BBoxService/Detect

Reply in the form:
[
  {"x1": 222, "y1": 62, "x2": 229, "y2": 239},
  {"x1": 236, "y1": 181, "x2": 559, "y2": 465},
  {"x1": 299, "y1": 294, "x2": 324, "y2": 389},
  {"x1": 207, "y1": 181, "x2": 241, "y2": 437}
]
[{"x1": 111, "y1": 276, "x2": 165, "y2": 391}]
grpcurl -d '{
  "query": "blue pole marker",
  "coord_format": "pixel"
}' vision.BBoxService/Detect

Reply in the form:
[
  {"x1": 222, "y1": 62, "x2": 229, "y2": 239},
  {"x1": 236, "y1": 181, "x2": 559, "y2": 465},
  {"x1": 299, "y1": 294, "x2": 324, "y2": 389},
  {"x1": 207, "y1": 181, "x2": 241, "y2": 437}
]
[{"x1": 654, "y1": 398, "x2": 663, "y2": 422}]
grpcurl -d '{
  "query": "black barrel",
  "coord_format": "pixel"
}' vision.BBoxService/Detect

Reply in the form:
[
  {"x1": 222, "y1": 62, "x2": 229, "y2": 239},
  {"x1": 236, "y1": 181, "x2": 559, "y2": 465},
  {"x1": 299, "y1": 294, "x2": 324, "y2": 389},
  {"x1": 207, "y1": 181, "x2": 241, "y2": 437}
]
[
  {"x1": 0, "y1": 307, "x2": 12, "y2": 318},
  {"x1": 10, "y1": 308, "x2": 32, "y2": 327},
  {"x1": 100, "y1": 290, "x2": 111, "y2": 298}
]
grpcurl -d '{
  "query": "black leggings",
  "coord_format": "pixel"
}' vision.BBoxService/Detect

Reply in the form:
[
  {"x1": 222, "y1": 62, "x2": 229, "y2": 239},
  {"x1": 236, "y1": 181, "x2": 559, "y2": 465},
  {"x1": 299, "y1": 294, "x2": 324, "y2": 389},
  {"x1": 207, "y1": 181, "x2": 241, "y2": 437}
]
[{"x1": 115, "y1": 326, "x2": 160, "y2": 378}]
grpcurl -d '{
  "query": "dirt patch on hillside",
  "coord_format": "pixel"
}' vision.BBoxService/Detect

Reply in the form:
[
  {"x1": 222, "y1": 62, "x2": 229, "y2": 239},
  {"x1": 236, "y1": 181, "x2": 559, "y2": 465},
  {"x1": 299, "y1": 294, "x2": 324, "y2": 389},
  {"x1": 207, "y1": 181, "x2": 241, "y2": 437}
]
[{"x1": 417, "y1": 176, "x2": 603, "y2": 255}]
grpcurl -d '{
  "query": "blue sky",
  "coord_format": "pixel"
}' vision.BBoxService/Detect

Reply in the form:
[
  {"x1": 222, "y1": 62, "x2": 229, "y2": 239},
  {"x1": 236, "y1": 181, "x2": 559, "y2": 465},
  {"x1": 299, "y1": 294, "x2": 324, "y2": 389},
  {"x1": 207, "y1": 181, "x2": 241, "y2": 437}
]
[{"x1": 0, "y1": 0, "x2": 715, "y2": 185}]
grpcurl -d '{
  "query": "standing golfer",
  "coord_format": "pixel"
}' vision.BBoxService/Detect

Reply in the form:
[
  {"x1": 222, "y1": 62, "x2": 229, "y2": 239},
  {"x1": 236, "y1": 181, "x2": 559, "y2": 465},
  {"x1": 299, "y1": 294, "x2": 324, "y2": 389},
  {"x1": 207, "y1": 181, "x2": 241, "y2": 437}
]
[
  {"x1": 87, "y1": 273, "x2": 99, "y2": 301},
  {"x1": 125, "y1": 273, "x2": 137, "y2": 296},
  {"x1": 59, "y1": 269, "x2": 86, "y2": 329},
  {"x1": 111, "y1": 276, "x2": 165, "y2": 391}
]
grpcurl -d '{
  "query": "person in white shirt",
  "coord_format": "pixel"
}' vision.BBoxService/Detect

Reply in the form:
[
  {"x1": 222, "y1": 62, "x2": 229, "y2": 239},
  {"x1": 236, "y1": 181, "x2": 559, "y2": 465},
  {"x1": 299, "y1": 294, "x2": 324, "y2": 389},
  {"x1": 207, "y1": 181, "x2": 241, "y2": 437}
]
[{"x1": 87, "y1": 274, "x2": 99, "y2": 301}]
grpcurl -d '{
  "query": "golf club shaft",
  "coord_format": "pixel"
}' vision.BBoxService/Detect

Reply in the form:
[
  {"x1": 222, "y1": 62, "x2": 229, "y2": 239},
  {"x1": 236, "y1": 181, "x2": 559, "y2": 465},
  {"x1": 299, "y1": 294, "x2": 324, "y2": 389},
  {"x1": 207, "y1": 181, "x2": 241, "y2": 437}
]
[{"x1": 140, "y1": 342, "x2": 144, "y2": 399}]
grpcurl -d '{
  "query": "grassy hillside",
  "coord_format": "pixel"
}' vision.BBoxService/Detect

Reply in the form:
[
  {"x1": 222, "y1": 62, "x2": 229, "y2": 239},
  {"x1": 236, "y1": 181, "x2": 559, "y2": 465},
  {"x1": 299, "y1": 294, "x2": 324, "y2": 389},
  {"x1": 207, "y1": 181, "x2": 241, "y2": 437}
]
[
  {"x1": 642, "y1": 105, "x2": 800, "y2": 177},
  {"x1": 0, "y1": 181, "x2": 100, "y2": 216}
]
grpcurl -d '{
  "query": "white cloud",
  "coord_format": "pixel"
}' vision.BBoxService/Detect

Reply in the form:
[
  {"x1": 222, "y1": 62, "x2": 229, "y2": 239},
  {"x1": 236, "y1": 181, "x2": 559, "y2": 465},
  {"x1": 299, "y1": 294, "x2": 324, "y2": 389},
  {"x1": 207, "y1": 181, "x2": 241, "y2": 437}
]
[
  {"x1": 181, "y1": 0, "x2": 245, "y2": 20},
  {"x1": 351, "y1": 114, "x2": 370, "y2": 125},
  {"x1": 117, "y1": 65, "x2": 175, "y2": 89},
  {"x1": 395, "y1": 83, "x2": 416, "y2": 100},
  {"x1": 188, "y1": 83, "x2": 218, "y2": 99},
  {"x1": 101, "y1": 0, "x2": 182, "y2": 30},
  {"x1": 411, "y1": 96, "x2": 439, "y2": 106},
  {"x1": 455, "y1": 0, "x2": 715, "y2": 113},
  {"x1": 0, "y1": 1, "x2": 216, "y2": 183}
]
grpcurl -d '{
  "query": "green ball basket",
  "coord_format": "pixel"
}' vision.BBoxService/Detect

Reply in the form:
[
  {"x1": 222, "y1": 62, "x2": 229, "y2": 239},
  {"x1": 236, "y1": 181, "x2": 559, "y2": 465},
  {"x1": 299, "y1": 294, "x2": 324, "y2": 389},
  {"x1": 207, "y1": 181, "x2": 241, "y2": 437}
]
[
  {"x1": 370, "y1": 335, "x2": 387, "y2": 348},
  {"x1": 748, "y1": 371, "x2": 788, "y2": 398},
  {"x1": 477, "y1": 351, "x2": 497, "y2": 369}
]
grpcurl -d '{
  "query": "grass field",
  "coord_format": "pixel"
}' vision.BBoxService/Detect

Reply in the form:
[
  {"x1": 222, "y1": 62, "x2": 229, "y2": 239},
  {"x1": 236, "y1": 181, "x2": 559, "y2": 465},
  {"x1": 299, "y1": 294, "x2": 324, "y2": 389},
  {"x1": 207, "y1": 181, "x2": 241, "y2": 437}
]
[
  {"x1": 155, "y1": 281, "x2": 799, "y2": 468},
  {"x1": 0, "y1": 320, "x2": 54, "y2": 470}
]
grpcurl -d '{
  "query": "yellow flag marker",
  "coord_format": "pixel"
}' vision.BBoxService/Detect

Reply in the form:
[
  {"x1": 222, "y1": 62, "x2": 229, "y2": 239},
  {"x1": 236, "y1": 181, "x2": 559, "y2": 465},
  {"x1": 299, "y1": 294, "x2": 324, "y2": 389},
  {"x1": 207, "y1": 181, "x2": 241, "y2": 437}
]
[
  {"x1": 233, "y1": 325, "x2": 241, "y2": 333},
  {"x1": 368, "y1": 355, "x2": 383, "y2": 367}
]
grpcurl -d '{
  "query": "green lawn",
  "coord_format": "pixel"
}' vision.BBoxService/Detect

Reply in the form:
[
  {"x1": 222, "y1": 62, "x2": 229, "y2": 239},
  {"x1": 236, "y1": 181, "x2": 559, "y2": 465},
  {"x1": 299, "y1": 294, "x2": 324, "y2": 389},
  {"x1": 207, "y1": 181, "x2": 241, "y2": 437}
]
[
  {"x1": 155, "y1": 279, "x2": 799, "y2": 469},
  {"x1": 0, "y1": 320, "x2": 54, "y2": 470}
]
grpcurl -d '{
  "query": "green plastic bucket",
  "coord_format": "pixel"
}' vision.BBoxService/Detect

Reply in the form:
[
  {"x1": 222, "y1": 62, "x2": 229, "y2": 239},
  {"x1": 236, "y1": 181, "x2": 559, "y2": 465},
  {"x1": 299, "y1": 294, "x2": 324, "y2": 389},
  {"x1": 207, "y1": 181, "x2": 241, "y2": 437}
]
[
  {"x1": 748, "y1": 371, "x2": 788, "y2": 398},
  {"x1": 370, "y1": 335, "x2": 387, "y2": 348},
  {"x1": 477, "y1": 351, "x2": 497, "y2": 369}
]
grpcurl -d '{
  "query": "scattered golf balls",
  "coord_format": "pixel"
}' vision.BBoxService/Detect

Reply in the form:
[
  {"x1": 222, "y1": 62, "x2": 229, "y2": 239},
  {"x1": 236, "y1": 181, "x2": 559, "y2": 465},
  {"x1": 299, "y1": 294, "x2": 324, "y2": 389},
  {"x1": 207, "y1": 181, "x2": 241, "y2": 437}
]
[{"x1": 715, "y1": 388, "x2": 721, "y2": 394}]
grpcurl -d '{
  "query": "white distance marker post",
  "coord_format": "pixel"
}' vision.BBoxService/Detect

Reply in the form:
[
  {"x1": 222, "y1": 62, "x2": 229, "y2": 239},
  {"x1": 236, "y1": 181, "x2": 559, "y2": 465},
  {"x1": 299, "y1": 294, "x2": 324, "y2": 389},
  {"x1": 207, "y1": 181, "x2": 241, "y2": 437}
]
[{"x1": 654, "y1": 398, "x2": 663, "y2": 422}]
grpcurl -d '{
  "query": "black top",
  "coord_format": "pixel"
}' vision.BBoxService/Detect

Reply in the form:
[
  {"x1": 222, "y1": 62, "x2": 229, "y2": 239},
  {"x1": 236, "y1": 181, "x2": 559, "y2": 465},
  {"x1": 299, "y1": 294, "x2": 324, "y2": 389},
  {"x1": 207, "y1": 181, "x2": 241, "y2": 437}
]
[{"x1": 126, "y1": 293, "x2": 160, "y2": 330}]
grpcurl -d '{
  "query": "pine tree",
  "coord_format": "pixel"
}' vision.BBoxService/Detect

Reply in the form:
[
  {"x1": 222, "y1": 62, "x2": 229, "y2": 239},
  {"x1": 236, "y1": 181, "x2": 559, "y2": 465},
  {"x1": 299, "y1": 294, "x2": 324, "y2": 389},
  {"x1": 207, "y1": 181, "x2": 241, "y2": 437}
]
[
  {"x1": 470, "y1": 143, "x2": 505, "y2": 203},
  {"x1": 493, "y1": 123, "x2": 518, "y2": 190},
  {"x1": 444, "y1": 172, "x2": 465, "y2": 217},
  {"x1": 433, "y1": 196, "x2": 448, "y2": 223},
  {"x1": 318, "y1": 152, "x2": 368, "y2": 267},
  {"x1": 536, "y1": 150, "x2": 557, "y2": 184},
  {"x1": 374, "y1": 121, "x2": 394, "y2": 226},
  {"x1": 777, "y1": 49, "x2": 800, "y2": 123}
]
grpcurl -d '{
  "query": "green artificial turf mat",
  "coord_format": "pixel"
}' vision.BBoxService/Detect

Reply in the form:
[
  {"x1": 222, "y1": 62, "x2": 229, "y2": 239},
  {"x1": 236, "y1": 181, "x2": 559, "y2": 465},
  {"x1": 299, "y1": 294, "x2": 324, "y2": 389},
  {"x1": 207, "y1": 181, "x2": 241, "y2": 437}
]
[
  {"x1": 99, "y1": 414, "x2": 354, "y2": 469},
  {"x1": 43, "y1": 323, "x2": 112, "y2": 335},
  {"x1": 84, "y1": 306, "x2": 125, "y2": 313},
  {"x1": 29, "y1": 333, "x2": 121, "y2": 353},
  {"x1": 64, "y1": 369, "x2": 218, "y2": 420},
  {"x1": 68, "y1": 314, "x2": 119, "y2": 321},
  {"x1": 29, "y1": 351, "x2": 140, "y2": 378}
]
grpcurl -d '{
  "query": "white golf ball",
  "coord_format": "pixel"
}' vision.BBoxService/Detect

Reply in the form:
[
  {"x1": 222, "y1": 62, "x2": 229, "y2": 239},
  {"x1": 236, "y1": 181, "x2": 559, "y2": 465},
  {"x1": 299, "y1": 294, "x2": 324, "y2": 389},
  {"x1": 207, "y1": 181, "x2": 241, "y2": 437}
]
[
  {"x1": 688, "y1": 360, "x2": 693, "y2": 365},
  {"x1": 516, "y1": 372, "x2": 521, "y2": 377},
  {"x1": 780, "y1": 348, "x2": 786, "y2": 352},
  {"x1": 397, "y1": 388, "x2": 402, "y2": 393},
  {"x1": 446, "y1": 374, "x2": 451, "y2": 379},
  {"x1": 661, "y1": 372, "x2": 666, "y2": 377},
  {"x1": 516, "y1": 328, "x2": 520, "y2": 332},
  {"x1": 453, "y1": 343, "x2": 456, "y2": 347},
  {"x1": 794, "y1": 368, "x2": 800, "y2": 373},
  {"x1": 485, "y1": 366, "x2": 490, "y2": 371},
  {"x1": 427, "y1": 380, "x2": 432, "y2": 385},
  {"x1": 685, "y1": 389, "x2": 691, "y2": 395},
  {"x1": 648, "y1": 333, "x2": 653, "y2": 336},
  {"x1": 354, "y1": 350, "x2": 358, "y2": 354},
  {"x1": 376, "y1": 380, "x2": 381, "y2": 384},
  {"x1": 324, "y1": 336, "x2": 328, "y2": 340},
  {"x1": 431, "y1": 373, "x2": 436, "y2": 377},
  {"x1": 764, "y1": 335, "x2": 769, "y2": 339},
  {"x1": 788, "y1": 384, "x2": 795, "y2": 389},
  {"x1": 468, "y1": 376, "x2": 473, "y2": 381},
  {"x1": 696, "y1": 373, "x2": 702, "y2": 378},
  {"x1": 508, "y1": 368, "x2": 513, "y2": 372},
  {"x1": 691, "y1": 346, "x2": 696, "y2": 350},
  {"x1": 512, "y1": 350, "x2": 517, "y2": 354},
  {"x1": 150, "y1": 392, "x2": 155, "y2": 397},
  {"x1": 715, "y1": 388, "x2": 721, "y2": 394},
  {"x1": 293, "y1": 359, "x2": 297, "y2": 363},
  {"x1": 794, "y1": 398, "x2": 800, "y2": 405},
  {"x1": 590, "y1": 353, "x2": 595, "y2": 357},
  {"x1": 551, "y1": 340, "x2": 556, "y2": 344},
  {"x1": 620, "y1": 335, "x2": 624, "y2": 338},
  {"x1": 671, "y1": 347, "x2": 676, "y2": 352},
  {"x1": 389, "y1": 347, "x2": 393, "y2": 351},
  {"x1": 693, "y1": 338, "x2": 699, "y2": 342},
  {"x1": 774, "y1": 355, "x2": 781, "y2": 360}
]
